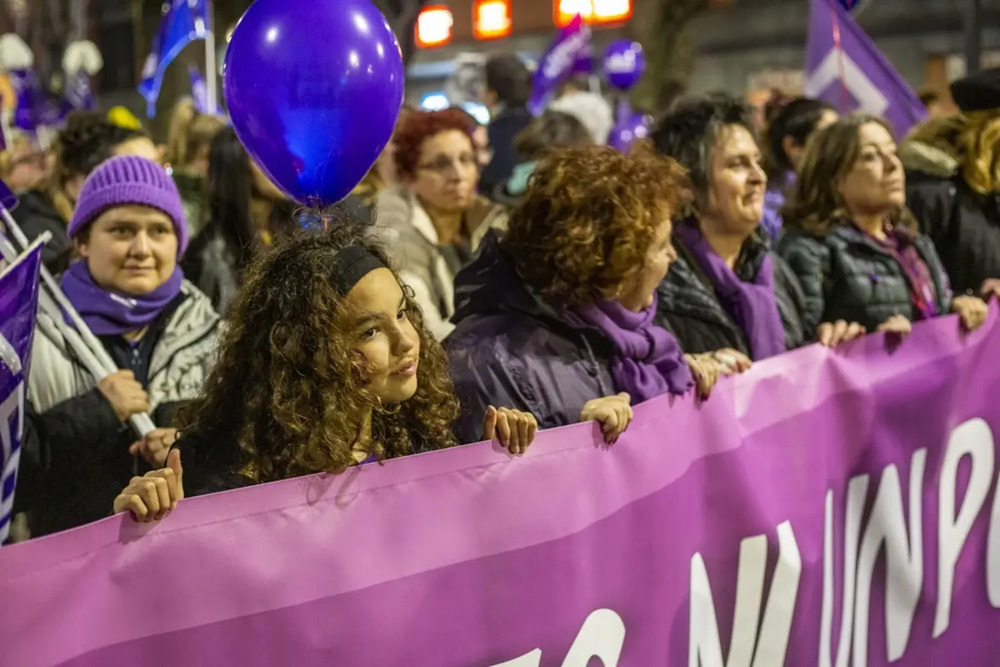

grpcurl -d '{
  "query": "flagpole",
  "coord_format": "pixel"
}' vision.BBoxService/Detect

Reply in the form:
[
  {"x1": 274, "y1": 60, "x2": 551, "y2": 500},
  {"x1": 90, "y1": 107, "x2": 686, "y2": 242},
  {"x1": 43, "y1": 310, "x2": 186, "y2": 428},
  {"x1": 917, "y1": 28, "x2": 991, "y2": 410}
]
[{"x1": 204, "y1": 0, "x2": 218, "y2": 113}]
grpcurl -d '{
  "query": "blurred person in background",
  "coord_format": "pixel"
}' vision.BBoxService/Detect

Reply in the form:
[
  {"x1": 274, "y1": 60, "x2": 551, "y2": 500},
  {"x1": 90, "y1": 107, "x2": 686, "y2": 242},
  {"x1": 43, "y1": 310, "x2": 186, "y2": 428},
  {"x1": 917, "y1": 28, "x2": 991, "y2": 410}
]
[
  {"x1": 0, "y1": 133, "x2": 47, "y2": 193},
  {"x1": 761, "y1": 96, "x2": 838, "y2": 240},
  {"x1": 376, "y1": 109, "x2": 506, "y2": 340},
  {"x1": 780, "y1": 114, "x2": 987, "y2": 339},
  {"x1": 164, "y1": 97, "x2": 226, "y2": 237},
  {"x1": 11, "y1": 111, "x2": 159, "y2": 272},
  {"x1": 651, "y1": 96, "x2": 865, "y2": 363},
  {"x1": 547, "y1": 90, "x2": 614, "y2": 145},
  {"x1": 25, "y1": 155, "x2": 220, "y2": 535},
  {"x1": 446, "y1": 145, "x2": 728, "y2": 448},
  {"x1": 182, "y1": 127, "x2": 299, "y2": 315},
  {"x1": 479, "y1": 53, "x2": 534, "y2": 196},
  {"x1": 906, "y1": 69, "x2": 1000, "y2": 300},
  {"x1": 491, "y1": 110, "x2": 592, "y2": 206}
]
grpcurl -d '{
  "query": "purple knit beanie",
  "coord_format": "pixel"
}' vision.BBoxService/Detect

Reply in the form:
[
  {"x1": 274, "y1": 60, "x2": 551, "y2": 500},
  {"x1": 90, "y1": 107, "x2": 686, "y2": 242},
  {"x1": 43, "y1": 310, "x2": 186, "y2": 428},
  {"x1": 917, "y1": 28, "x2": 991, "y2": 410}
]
[{"x1": 67, "y1": 155, "x2": 189, "y2": 256}]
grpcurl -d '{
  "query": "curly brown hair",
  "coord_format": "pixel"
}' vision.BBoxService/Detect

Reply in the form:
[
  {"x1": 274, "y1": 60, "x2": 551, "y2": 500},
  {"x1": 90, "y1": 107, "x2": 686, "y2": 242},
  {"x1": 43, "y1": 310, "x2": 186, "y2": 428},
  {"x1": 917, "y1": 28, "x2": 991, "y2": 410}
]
[
  {"x1": 501, "y1": 144, "x2": 688, "y2": 308},
  {"x1": 178, "y1": 223, "x2": 459, "y2": 483},
  {"x1": 783, "y1": 113, "x2": 918, "y2": 237}
]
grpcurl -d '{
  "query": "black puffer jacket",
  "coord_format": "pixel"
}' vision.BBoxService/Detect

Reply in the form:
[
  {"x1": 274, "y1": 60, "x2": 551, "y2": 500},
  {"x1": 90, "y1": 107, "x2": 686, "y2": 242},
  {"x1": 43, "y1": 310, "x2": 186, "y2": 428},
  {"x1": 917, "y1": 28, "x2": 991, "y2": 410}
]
[
  {"x1": 654, "y1": 233, "x2": 807, "y2": 357},
  {"x1": 906, "y1": 174, "x2": 1000, "y2": 295},
  {"x1": 777, "y1": 225, "x2": 952, "y2": 336},
  {"x1": 10, "y1": 191, "x2": 70, "y2": 272}
]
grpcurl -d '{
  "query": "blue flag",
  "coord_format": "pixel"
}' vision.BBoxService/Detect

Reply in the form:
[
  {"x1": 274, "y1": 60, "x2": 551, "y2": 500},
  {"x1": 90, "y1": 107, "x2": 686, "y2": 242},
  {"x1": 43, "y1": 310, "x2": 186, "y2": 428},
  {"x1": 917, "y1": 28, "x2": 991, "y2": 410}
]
[
  {"x1": 528, "y1": 15, "x2": 592, "y2": 116},
  {"x1": 805, "y1": 0, "x2": 925, "y2": 136},
  {"x1": 0, "y1": 242, "x2": 42, "y2": 544},
  {"x1": 138, "y1": 0, "x2": 210, "y2": 118}
]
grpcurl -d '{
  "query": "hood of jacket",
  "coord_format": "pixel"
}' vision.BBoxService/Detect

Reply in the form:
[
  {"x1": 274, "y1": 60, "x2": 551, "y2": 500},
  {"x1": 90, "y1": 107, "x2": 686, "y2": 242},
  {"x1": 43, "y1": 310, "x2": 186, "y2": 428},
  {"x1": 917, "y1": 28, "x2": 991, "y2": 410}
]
[
  {"x1": 451, "y1": 230, "x2": 582, "y2": 332},
  {"x1": 900, "y1": 139, "x2": 959, "y2": 180}
]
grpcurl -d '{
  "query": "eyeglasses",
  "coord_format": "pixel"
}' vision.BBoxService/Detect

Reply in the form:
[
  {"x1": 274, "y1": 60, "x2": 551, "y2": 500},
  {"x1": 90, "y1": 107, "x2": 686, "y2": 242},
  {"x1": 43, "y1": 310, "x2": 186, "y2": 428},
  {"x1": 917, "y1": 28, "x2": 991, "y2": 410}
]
[{"x1": 417, "y1": 154, "x2": 478, "y2": 175}]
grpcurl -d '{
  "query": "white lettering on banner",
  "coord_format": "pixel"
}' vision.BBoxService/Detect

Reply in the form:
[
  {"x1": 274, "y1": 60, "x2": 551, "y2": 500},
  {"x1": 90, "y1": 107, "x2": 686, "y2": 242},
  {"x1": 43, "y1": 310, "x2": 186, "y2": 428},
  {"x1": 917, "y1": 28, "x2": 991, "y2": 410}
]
[
  {"x1": 935, "y1": 419, "x2": 995, "y2": 638},
  {"x1": 852, "y1": 451, "x2": 926, "y2": 665},
  {"x1": 986, "y1": 459, "x2": 1000, "y2": 607},
  {"x1": 819, "y1": 476, "x2": 868, "y2": 667},
  {"x1": 688, "y1": 521, "x2": 801, "y2": 667},
  {"x1": 490, "y1": 609, "x2": 625, "y2": 667}
]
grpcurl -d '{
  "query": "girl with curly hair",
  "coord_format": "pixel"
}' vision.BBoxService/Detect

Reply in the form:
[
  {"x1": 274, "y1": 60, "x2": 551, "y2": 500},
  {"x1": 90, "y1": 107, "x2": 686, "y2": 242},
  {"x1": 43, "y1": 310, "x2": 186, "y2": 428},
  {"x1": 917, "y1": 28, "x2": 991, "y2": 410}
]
[
  {"x1": 114, "y1": 223, "x2": 537, "y2": 521},
  {"x1": 445, "y1": 145, "x2": 708, "y2": 448}
]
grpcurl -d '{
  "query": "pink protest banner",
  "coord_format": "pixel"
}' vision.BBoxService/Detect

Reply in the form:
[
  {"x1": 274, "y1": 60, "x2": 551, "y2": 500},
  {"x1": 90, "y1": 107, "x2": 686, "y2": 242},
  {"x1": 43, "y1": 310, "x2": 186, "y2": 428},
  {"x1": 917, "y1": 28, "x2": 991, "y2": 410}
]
[{"x1": 2, "y1": 308, "x2": 1000, "y2": 666}]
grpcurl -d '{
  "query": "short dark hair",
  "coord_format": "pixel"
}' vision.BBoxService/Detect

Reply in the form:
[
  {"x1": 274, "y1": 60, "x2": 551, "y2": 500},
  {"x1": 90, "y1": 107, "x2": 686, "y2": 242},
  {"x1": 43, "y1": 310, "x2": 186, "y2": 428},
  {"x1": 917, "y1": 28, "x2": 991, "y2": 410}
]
[
  {"x1": 764, "y1": 96, "x2": 835, "y2": 180},
  {"x1": 57, "y1": 111, "x2": 149, "y2": 180},
  {"x1": 514, "y1": 111, "x2": 592, "y2": 161},
  {"x1": 484, "y1": 53, "x2": 531, "y2": 108},
  {"x1": 650, "y1": 95, "x2": 757, "y2": 196}
]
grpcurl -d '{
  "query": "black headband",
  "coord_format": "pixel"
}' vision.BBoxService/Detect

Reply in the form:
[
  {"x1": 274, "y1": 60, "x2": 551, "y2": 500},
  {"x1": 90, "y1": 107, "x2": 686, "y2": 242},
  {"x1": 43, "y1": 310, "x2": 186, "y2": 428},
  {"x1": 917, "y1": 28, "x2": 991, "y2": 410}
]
[{"x1": 331, "y1": 246, "x2": 386, "y2": 296}]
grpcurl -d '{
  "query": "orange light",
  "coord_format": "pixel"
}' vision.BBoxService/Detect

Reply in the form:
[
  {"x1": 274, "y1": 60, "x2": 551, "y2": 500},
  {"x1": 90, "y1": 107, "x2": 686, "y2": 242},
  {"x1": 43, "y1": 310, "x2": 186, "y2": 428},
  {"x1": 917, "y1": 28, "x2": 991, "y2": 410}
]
[
  {"x1": 416, "y1": 5, "x2": 453, "y2": 49},
  {"x1": 554, "y1": 0, "x2": 632, "y2": 27},
  {"x1": 474, "y1": 0, "x2": 512, "y2": 40}
]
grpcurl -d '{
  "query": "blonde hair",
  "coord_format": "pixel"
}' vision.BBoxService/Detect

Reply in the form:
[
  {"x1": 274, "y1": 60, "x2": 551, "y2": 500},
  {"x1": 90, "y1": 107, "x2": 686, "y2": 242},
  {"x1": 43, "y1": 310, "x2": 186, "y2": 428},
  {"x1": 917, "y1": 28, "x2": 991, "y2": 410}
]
[
  {"x1": 960, "y1": 111, "x2": 1000, "y2": 195},
  {"x1": 165, "y1": 98, "x2": 225, "y2": 169}
]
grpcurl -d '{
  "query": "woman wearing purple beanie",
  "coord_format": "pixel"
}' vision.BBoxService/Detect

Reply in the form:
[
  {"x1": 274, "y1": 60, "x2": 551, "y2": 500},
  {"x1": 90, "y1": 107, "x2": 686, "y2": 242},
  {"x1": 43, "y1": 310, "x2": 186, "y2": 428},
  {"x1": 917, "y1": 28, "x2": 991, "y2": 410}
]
[{"x1": 24, "y1": 155, "x2": 221, "y2": 536}]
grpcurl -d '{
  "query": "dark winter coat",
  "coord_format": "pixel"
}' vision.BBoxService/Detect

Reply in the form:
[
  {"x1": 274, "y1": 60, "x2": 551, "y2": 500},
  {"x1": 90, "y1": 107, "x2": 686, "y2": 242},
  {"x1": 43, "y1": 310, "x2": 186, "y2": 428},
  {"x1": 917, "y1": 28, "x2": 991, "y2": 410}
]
[
  {"x1": 654, "y1": 232, "x2": 808, "y2": 356},
  {"x1": 480, "y1": 106, "x2": 534, "y2": 198},
  {"x1": 25, "y1": 284, "x2": 221, "y2": 535},
  {"x1": 444, "y1": 233, "x2": 619, "y2": 445},
  {"x1": 10, "y1": 190, "x2": 70, "y2": 272},
  {"x1": 906, "y1": 173, "x2": 1000, "y2": 295},
  {"x1": 182, "y1": 230, "x2": 242, "y2": 316},
  {"x1": 777, "y1": 225, "x2": 952, "y2": 336}
]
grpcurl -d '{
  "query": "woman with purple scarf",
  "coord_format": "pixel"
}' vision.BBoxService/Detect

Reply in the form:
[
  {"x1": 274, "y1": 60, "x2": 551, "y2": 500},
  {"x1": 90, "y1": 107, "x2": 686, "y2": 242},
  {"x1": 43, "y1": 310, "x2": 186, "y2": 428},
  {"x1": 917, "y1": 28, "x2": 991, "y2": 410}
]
[
  {"x1": 446, "y1": 146, "x2": 718, "y2": 446},
  {"x1": 779, "y1": 115, "x2": 988, "y2": 339},
  {"x1": 25, "y1": 155, "x2": 220, "y2": 535},
  {"x1": 650, "y1": 96, "x2": 866, "y2": 366}
]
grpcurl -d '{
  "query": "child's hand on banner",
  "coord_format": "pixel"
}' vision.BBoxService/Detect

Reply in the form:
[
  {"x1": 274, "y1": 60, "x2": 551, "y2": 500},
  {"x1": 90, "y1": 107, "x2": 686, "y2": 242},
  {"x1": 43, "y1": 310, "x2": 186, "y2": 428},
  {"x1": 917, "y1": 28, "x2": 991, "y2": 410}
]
[
  {"x1": 113, "y1": 449, "x2": 184, "y2": 522},
  {"x1": 483, "y1": 406, "x2": 538, "y2": 456},
  {"x1": 579, "y1": 393, "x2": 633, "y2": 444}
]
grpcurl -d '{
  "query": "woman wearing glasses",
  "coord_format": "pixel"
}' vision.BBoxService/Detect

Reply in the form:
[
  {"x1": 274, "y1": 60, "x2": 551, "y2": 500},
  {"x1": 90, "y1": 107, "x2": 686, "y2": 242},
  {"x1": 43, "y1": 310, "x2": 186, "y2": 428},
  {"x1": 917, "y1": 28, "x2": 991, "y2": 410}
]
[{"x1": 375, "y1": 109, "x2": 506, "y2": 340}]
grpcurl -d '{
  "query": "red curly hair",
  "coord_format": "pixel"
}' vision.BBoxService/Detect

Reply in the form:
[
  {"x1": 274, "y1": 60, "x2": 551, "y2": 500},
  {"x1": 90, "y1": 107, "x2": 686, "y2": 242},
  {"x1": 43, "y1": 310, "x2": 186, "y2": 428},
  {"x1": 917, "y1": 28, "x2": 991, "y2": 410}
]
[
  {"x1": 392, "y1": 109, "x2": 475, "y2": 180},
  {"x1": 503, "y1": 145, "x2": 689, "y2": 308}
]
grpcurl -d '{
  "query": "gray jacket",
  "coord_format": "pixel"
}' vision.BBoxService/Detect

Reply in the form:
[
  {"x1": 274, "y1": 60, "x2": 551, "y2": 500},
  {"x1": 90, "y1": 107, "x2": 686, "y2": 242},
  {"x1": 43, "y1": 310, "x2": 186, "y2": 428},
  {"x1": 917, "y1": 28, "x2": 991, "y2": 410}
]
[
  {"x1": 374, "y1": 187, "x2": 506, "y2": 340},
  {"x1": 29, "y1": 280, "x2": 221, "y2": 413}
]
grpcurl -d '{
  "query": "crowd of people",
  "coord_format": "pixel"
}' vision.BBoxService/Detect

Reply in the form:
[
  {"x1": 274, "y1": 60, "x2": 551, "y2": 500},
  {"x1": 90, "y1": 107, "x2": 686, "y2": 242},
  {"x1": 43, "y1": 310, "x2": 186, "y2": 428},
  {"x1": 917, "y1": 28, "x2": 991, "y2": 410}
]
[{"x1": 2, "y1": 55, "x2": 998, "y2": 538}]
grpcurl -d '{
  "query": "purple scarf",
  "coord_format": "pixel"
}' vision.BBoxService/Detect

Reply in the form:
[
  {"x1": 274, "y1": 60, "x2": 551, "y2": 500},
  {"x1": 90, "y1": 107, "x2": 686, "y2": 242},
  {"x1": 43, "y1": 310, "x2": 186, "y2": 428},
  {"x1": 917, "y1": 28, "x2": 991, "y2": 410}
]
[
  {"x1": 60, "y1": 261, "x2": 184, "y2": 336},
  {"x1": 676, "y1": 222, "x2": 786, "y2": 360},
  {"x1": 574, "y1": 296, "x2": 693, "y2": 403}
]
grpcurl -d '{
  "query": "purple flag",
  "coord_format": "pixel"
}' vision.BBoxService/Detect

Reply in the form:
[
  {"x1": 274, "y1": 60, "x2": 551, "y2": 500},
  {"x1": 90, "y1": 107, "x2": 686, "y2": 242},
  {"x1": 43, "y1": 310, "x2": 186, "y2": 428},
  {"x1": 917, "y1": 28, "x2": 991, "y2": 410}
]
[
  {"x1": 62, "y1": 71, "x2": 95, "y2": 114},
  {"x1": 2, "y1": 307, "x2": 1000, "y2": 663},
  {"x1": 805, "y1": 0, "x2": 925, "y2": 136},
  {"x1": 528, "y1": 14, "x2": 592, "y2": 116},
  {"x1": 188, "y1": 65, "x2": 210, "y2": 114},
  {"x1": 9, "y1": 69, "x2": 41, "y2": 133},
  {"x1": 0, "y1": 242, "x2": 42, "y2": 544}
]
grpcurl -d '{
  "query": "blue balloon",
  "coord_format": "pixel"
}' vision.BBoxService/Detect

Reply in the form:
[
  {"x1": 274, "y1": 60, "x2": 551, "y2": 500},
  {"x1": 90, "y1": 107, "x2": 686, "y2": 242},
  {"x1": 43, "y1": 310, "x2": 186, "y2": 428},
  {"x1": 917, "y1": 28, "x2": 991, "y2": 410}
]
[
  {"x1": 602, "y1": 40, "x2": 646, "y2": 92},
  {"x1": 223, "y1": 0, "x2": 405, "y2": 206}
]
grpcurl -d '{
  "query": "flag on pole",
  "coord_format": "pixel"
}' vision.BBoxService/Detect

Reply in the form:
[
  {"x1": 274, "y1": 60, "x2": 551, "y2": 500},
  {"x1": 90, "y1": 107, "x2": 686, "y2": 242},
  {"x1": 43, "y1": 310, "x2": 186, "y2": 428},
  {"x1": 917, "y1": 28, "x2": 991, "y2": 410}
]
[
  {"x1": 805, "y1": 0, "x2": 926, "y2": 136},
  {"x1": 188, "y1": 64, "x2": 210, "y2": 114},
  {"x1": 528, "y1": 14, "x2": 592, "y2": 116},
  {"x1": 0, "y1": 241, "x2": 42, "y2": 544},
  {"x1": 138, "y1": 0, "x2": 210, "y2": 118}
]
